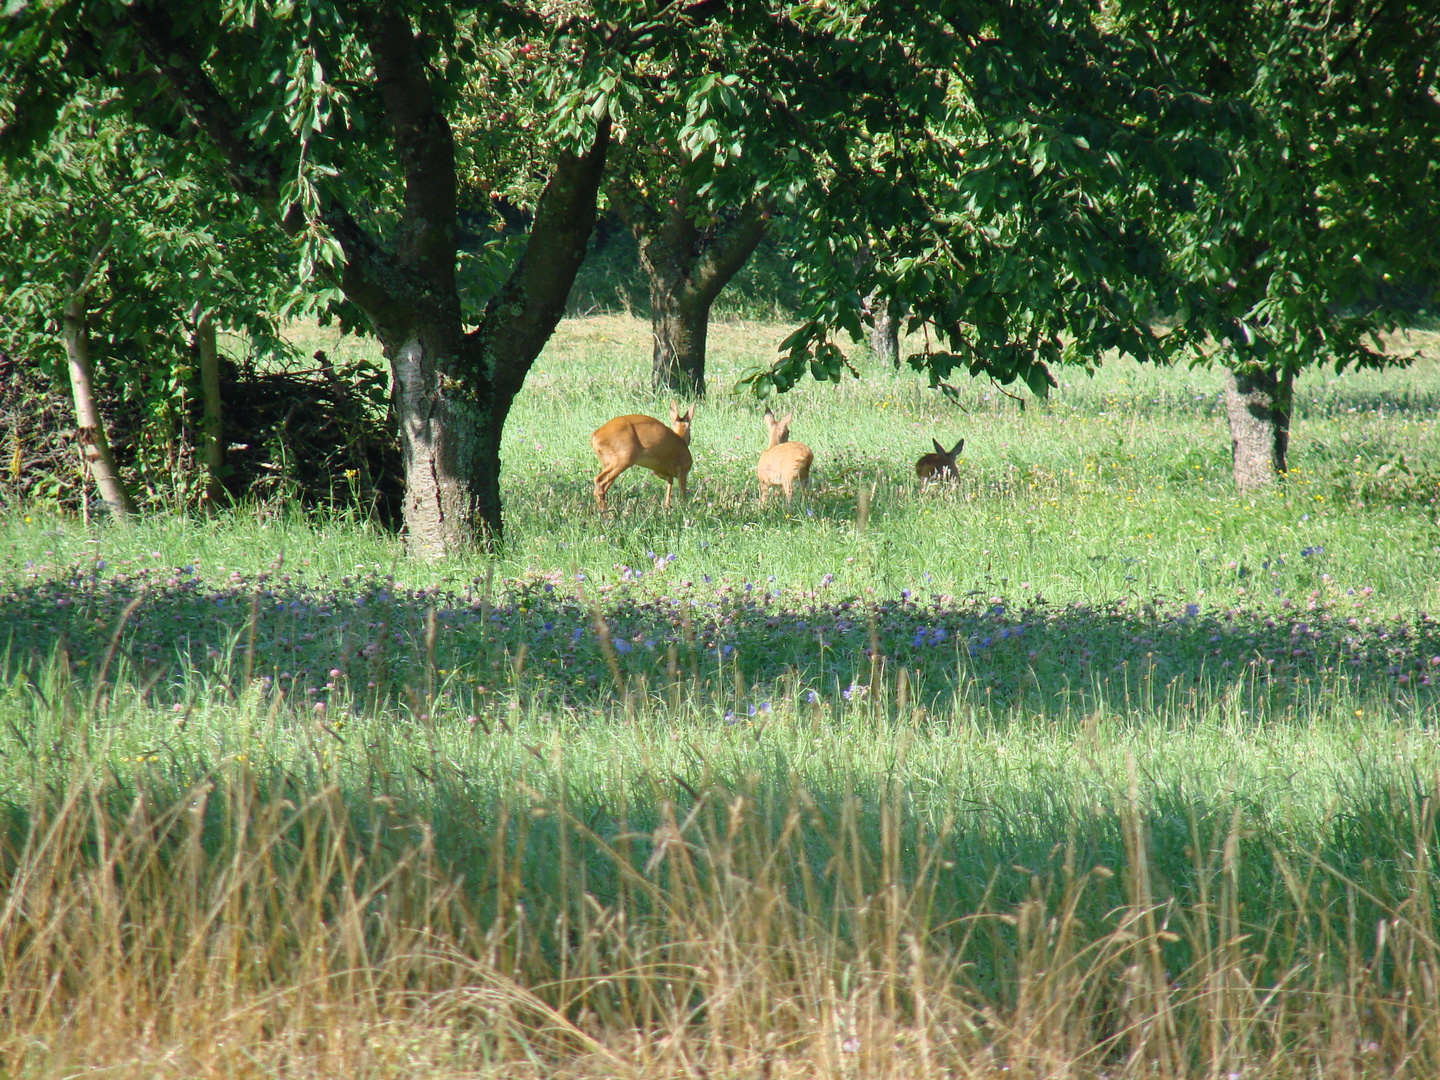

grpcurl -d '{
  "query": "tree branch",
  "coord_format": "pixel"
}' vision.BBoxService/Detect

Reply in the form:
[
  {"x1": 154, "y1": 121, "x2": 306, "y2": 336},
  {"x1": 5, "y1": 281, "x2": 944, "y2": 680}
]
[
  {"x1": 124, "y1": 4, "x2": 297, "y2": 230},
  {"x1": 63, "y1": 220, "x2": 113, "y2": 306},
  {"x1": 122, "y1": 2, "x2": 419, "y2": 326},
  {"x1": 688, "y1": 197, "x2": 769, "y2": 307},
  {"x1": 473, "y1": 115, "x2": 612, "y2": 405}
]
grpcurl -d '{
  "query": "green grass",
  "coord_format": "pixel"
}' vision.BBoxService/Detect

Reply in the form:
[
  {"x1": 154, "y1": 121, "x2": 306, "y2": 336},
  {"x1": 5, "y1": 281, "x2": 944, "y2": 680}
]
[{"x1": 2, "y1": 315, "x2": 1440, "y2": 1076}]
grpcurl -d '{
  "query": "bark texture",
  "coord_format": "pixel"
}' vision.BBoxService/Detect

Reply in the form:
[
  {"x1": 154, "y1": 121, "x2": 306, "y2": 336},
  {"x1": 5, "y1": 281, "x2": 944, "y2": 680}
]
[
  {"x1": 611, "y1": 179, "x2": 768, "y2": 397},
  {"x1": 1224, "y1": 366, "x2": 1294, "y2": 491},
  {"x1": 63, "y1": 265, "x2": 137, "y2": 521},
  {"x1": 650, "y1": 292, "x2": 713, "y2": 397}
]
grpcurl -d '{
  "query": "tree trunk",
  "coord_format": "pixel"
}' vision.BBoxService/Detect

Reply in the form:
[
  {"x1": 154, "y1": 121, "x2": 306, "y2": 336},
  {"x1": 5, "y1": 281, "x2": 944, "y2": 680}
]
[
  {"x1": 384, "y1": 330, "x2": 497, "y2": 558},
  {"x1": 651, "y1": 282, "x2": 711, "y2": 397},
  {"x1": 1224, "y1": 366, "x2": 1294, "y2": 491},
  {"x1": 193, "y1": 310, "x2": 225, "y2": 510},
  {"x1": 868, "y1": 295, "x2": 901, "y2": 367},
  {"x1": 611, "y1": 178, "x2": 768, "y2": 398},
  {"x1": 124, "y1": 7, "x2": 610, "y2": 553},
  {"x1": 378, "y1": 119, "x2": 610, "y2": 556},
  {"x1": 63, "y1": 271, "x2": 137, "y2": 521}
]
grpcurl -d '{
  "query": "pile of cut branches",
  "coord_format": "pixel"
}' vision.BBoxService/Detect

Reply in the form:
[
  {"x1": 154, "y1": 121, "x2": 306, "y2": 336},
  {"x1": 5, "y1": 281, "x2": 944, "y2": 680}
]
[{"x1": 1, "y1": 348, "x2": 401, "y2": 526}]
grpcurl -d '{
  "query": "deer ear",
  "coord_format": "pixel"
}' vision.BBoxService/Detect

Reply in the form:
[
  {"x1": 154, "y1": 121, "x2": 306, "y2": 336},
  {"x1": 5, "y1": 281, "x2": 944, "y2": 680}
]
[
  {"x1": 933, "y1": 439, "x2": 947, "y2": 455},
  {"x1": 670, "y1": 402, "x2": 680, "y2": 423},
  {"x1": 682, "y1": 404, "x2": 694, "y2": 423},
  {"x1": 781, "y1": 411, "x2": 794, "y2": 428},
  {"x1": 951, "y1": 438, "x2": 965, "y2": 457},
  {"x1": 763, "y1": 407, "x2": 776, "y2": 423}
]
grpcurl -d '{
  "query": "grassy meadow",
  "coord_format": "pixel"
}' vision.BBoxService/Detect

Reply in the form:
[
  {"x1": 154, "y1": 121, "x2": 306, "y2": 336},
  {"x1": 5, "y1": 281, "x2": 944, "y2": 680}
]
[{"x1": 2, "y1": 315, "x2": 1440, "y2": 1077}]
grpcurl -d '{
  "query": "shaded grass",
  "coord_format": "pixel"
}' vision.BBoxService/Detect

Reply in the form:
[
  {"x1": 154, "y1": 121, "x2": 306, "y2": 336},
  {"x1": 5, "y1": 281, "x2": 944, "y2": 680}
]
[
  {"x1": 1, "y1": 316, "x2": 1439, "y2": 1075},
  {"x1": 0, "y1": 548, "x2": 1436, "y2": 736}
]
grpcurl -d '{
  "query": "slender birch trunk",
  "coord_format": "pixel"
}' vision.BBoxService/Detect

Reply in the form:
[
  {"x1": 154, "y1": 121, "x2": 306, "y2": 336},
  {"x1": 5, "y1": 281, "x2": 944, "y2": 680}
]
[{"x1": 63, "y1": 241, "x2": 137, "y2": 521}]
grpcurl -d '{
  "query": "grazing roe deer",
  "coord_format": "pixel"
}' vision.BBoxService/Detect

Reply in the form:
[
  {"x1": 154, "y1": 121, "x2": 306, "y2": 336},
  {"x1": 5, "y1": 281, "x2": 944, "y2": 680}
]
[
  {"x1": 591, "y1": 403, "x2": 694, "y2": 511},
  {"x1": 756, "y1": 408, "x2": 813, "y2": 504},
  {"x1": 915, "y1": 437, "x2": 964, "y2": 483}
]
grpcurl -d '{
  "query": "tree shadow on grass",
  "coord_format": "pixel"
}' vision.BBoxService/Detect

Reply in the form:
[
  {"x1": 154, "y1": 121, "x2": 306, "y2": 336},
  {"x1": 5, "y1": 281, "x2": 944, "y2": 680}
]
[{"x1": 1, "y1": 560, "x2": 1435, "y2": 725}]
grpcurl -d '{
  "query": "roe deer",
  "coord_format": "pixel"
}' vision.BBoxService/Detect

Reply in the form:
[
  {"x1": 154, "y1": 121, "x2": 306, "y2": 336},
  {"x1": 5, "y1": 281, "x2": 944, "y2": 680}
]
[
  {"x1": 756, "y1": 408, "x2": 813, "y2": 504},
  {"x1": 591, "y1": 403, "x2": 694, "y2": 511},
  {"x1": 915, "y1": 437, "x2": 964, "y2": 483}
]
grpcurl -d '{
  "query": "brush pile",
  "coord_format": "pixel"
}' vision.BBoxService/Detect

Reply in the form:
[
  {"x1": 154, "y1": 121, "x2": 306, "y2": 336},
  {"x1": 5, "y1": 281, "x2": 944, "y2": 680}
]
[{"x1": 0, "y1": 348, "x2": 401, "y2": 525}]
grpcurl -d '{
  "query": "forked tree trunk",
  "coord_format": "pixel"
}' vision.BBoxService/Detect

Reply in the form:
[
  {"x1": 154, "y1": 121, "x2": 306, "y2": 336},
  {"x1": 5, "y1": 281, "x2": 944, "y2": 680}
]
[
  {"x1": 611, "y1": 178, "x2": 768, "y2": 398},
  {"x1": 1224, "y1": 365, "x2": 1294, "y2": 490},
  {"x1": 380, "y1": 122, "x2": 609, "y2": 555},
  {"x1": 125, "y1": 6, "x2": 609, "y2": 553},
  {"x1": 193, "y1": 310, "x2": 225, "y2": 510},
  {"x1": 63, "y1": 264, "x2": 137, "y2": 521}
]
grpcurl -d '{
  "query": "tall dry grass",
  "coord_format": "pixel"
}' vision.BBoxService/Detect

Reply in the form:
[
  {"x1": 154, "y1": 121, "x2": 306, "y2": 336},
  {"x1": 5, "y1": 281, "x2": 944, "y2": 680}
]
[{"x1": 4, "y1": 741, "x2": 1439, "y2": 1079}]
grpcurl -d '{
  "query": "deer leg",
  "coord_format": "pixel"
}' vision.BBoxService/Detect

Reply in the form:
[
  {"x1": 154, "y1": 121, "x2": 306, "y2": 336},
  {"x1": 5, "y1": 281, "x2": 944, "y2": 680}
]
[{"x1": 595, "y1": 468, "x2": 620, "y2": 511}]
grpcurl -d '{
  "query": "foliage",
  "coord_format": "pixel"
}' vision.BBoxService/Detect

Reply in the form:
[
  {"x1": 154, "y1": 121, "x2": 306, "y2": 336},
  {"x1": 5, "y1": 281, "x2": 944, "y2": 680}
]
[
  {"x1": 1, "y1": 0, "x2": 628, "y2": 547},
  {"x1": 738, "y1": 0, "x2": 1439, "y2": 418},
  {"x1": 743, "y1": 0, "x2": 1234, "y2": 398},
  {"x1": 4, "y1": 0, "x2": 1437, "y2": 539},
  {"x1": 1133, "y1": 0, "x2": 1440, "y2": 381},
  {"x1": 0, "y1": 87, "x2": 300, "y2": 508}
]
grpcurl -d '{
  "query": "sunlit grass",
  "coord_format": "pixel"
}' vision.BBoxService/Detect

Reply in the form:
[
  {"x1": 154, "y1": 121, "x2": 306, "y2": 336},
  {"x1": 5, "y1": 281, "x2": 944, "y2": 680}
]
[{"x1": 1, "y1": 316, "x2": 1439, "y2": 1076}]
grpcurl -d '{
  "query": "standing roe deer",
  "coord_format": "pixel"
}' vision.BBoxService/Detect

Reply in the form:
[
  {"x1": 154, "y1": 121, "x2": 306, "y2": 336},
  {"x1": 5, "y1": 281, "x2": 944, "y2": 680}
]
[
  {"x1": 591, "y1": 403, "x2": 694, "y2": 511},
  {"x1": 756, "y1": 408, "x2": 814, "y2": 504}
]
